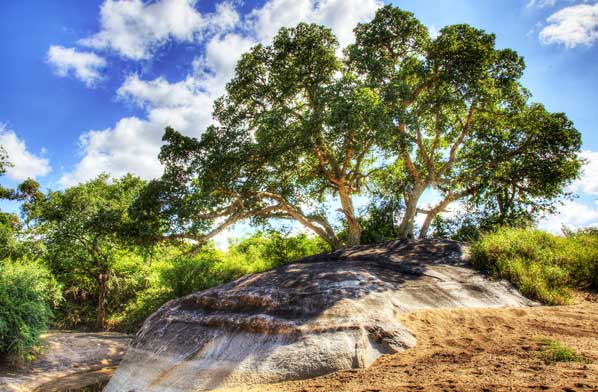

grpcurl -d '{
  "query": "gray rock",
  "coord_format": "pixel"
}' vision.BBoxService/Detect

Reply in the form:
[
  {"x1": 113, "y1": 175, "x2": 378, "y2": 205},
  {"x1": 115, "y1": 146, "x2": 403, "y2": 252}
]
[{"x1": 105, "y1": 239, "x2": 534, "y2": 392}]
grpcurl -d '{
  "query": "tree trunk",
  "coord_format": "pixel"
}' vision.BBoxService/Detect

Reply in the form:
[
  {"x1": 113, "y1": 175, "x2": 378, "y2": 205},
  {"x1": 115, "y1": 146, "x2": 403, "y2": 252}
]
[
  {"x1": 418, "y1": 212, "x2": 435, "y2": 239},
  {"x1": 397, "y1": 186, "x2": 425, "y2": 239},
  {"x1": 96, "y1": 274, "x2": 108, "y2": 330},
  {"x1": 418, "y1": 194, "x2": 460, "y2": 239},
  {"x1": 338, "y1": 187, "x2": 361, "y2": 246}
]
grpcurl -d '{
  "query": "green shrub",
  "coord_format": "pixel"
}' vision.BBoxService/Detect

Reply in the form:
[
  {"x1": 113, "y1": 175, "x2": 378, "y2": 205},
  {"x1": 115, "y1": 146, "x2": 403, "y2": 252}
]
[
  {"x1": 0, "y1": 260, "x2": 62, "y2": 361},
  {"x1": 108, "y1": 232, "x2": 328, "y2": 332},
  {"x1": 537, "y1": 337, "x2": 590, "y2": 363},
  {"x1": 471, "y1": 227, "x2": 598, "y2": 304}
]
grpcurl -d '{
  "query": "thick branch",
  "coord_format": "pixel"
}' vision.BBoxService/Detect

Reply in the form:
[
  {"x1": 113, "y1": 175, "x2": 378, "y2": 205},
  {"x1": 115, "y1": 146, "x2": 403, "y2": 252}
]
[
  {"x1": 439, "y1": 100, "x2": 476, "y2": 176},
  {"x1": 418, "y1": 187, "x2": 478, "y2": 239}
]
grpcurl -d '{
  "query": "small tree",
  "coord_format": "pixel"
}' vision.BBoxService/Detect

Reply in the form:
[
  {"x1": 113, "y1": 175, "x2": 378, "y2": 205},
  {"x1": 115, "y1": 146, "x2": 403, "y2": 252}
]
[{"x1": 24, "y1": 174, "x2": 145, "y2": 330}]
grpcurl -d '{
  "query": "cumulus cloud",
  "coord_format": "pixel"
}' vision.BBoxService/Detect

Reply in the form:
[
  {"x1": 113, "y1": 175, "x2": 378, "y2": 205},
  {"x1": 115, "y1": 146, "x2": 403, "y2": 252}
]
[
  {"x1": 192, "y1": 33, "x2": 257, "y2": 97},
  {"x1": 60, "y1": 75, "x2": 214, "y2": 186},
  {"x1": 0, "y1": 124, "x2": 51, "y2": 181},
  {"x1": 538, "y1": 150, "x2": 598, "y2": 234},
  {"x1": 539, "y1": 3, "x2": 598, "y2": 48},
  {"x1": 59, "y1": 117, "x2": 163, "y2": 186},
  {"x1": 47, "y1": 45, "x2": 106, "y2": 86},
  {"x1": 61, "y1": 0, "x2": 382, "y2": 185},
  {"x1": 538, "y1": 200, "x2": 598, "y2": 234},
  {"x1": 569, "y1": 150, "x2": 598, "y2": 195},
  {"x1": 79, "y1": 0, "x2": 238, "y2": 60},
  {"x1": 247, "y1": 0, "x2": 381, "y2": 47}
]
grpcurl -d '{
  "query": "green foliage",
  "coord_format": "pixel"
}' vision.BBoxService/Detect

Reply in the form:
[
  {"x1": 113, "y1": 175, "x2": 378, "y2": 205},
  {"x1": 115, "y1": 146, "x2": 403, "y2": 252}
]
[
  {"x1": 471, "y1": 227, "x2": 598, "y2": 304},
  {"x1": 0, "y1": 214, "x2": 22, "y2": 260},
  {"x1": 109, "y1": 232, "x2": 326, "y2": 332},
  {"x1": 0, "y1": 260, "x2": 62, "y2": 361},
  {"x1": 537, "y1": 338, "x2": 590, "y2": 363},
  {"x1": 231, "y1": 231, "x2": 330, "y2": 267},
  {"x1": 430, "y1": 206, "x2": 535, "y2": 242},
  {"x1": 348, "y1": 5, "x2": 582, "y2": 239},
  {"x1": 348, "y1": 198, "x2": 401, "y2": 245},
  {"x1": 24, "y1": 174, "x2": 147, "y2": 330},
  {"x1": 140, "y1": 5, "x2": 582, "y2": 248},
  {"x1": 0, "y1": 146, "x2": 15, "y2": 201},
  {"x1": 145, "y1": 20, "x2": 390, "y2": 249}
]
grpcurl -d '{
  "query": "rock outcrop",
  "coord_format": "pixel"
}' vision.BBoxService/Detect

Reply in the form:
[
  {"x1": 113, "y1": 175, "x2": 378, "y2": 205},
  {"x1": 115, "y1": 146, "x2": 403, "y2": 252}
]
[{"x1": 106, "y1": 239, "x2": 535, "y2": 392}]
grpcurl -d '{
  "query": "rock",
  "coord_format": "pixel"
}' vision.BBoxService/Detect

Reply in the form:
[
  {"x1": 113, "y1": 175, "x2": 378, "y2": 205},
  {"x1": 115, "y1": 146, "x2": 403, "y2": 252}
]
[{"x1": 106, "y1": 239, "x2": 534, "y2": 392}]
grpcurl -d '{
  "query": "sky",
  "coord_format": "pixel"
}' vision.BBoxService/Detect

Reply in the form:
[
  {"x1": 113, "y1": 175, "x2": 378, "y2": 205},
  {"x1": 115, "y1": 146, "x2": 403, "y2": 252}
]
[{"x1": 0, "y1": 0, "x2": 597, "y2": 240}]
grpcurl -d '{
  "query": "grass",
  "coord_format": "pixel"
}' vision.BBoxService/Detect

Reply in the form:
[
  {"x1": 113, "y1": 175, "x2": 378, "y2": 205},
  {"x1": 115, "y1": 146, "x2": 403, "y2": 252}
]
[
  {"x1": 470, "y1": 227, "x2": 598, "y2": 305},
  {"x1": 536, "y1": 337, "x2": 590, "y2": 363}
]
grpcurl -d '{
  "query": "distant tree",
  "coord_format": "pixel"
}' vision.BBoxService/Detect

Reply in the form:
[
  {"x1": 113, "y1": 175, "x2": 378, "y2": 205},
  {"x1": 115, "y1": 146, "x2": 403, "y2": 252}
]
[
  {"x1": 140, "y1": 5, "x2": 582, "y2": 248},
  {"x1": 348, "y1": 5, "x2": 582, "y2": 239},
  {"x1": 0, "y1": 148, "x2": 44, "y2": 259},
  {"x1": 0, "y1": 146, "x2": 16, "y2": 201},
  {"x1": 24, "y1": 174, "x2": 146, "y2": 330}
]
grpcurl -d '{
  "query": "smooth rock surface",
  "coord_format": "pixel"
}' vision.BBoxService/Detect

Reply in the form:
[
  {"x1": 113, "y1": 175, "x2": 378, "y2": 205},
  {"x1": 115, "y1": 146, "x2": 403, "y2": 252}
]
[{"x1": 106, "y1": 239, "x2": 535, "y2": 392}]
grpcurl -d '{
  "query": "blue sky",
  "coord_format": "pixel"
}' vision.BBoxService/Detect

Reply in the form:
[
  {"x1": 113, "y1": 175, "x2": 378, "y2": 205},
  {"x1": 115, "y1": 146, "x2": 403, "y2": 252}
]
[{"x1": 0, "y1": 0, "x2": 597, "y2": 238}]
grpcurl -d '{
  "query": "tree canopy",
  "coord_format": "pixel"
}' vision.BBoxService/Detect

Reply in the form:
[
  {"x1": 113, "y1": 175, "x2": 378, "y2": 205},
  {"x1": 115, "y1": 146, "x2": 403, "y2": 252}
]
[
  {"x1": 137, "y1": 4, "x2": 582, "y2": 248},
  {"x1": 24, "y1": 174, "x2": 146, "y2": 329}
]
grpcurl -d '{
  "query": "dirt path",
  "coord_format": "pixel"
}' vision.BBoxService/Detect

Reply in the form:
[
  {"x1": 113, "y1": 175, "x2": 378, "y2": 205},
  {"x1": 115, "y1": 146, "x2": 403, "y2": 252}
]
[
  {"x1": 217, "y1": 303, "x2": 598, "y2": 392},
  {"x1": 0, "y1": 331, "x2": 130, "y2": 392}
]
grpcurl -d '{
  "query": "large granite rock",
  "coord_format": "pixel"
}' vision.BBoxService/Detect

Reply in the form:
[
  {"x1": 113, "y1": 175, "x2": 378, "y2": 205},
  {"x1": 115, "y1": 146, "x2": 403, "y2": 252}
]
[{"x1": 106, "y1": 239, "x2": 534, "y2": 392}]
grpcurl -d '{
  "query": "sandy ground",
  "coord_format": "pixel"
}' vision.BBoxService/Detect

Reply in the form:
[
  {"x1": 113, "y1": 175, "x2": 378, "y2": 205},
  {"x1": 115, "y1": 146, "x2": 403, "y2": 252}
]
[
  {"x1": 217, "y1": 302, "x2": 598, "y2": 392},
  {"x1": 0, "y1": 331, "x2": 130, "y2": 392},
  {"x1": 1, "y1": 302, "x2": 595, "y2": 392}
]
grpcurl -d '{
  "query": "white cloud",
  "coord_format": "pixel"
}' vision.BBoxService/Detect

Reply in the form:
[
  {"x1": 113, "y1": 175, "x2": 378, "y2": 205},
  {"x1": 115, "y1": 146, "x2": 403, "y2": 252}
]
[
  {"x1": 60, "y1": 75, "x2": 214, "y2": 186},
  {"x1": 62, "y1": 0, "x2": 382, "y2": 184},
  {"x1": 539, "y1": 3, "x2": 598, "y2": 48},
  {"x1": 538, "y1": 199, "x2": 598, "y2": 234},
  {"x1": 47, "y1": 46, "x2": 106, "y2": 86},
  {"x1": 569, "y1": 150, "x2": 598, "y2": 195},
  {"x1": 59, "y1": 117, "x2": 163, "y2": 186},
  {"x1": 0, "y1": 124, "x2": 51, "y2": 181},
  {"x1": 527, "y1": 0, "x2": 558, "y2": 8},
  {"x1": 248, "y1": 0, "x2": 381, "y2": 47},
  {"x1": 79, "y1": 0, "x2": 239, "y2": 60},
  {"x1": 192, "y1": 33, "x2": 257, "y2": 97}
]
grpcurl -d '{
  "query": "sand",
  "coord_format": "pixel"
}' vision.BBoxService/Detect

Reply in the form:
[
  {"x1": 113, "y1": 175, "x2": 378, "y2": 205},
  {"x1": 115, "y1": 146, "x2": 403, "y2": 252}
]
[{"x1": 216, "y1": 301, "x2": 598, "y2": 392}]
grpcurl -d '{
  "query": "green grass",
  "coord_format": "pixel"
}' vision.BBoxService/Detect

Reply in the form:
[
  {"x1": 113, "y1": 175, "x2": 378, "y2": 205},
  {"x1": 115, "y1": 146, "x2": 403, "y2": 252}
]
[
  {"x1": 470, "y1": 227, "x2": 598, "y2": 305},
  {"x1": 536, "y1": 337, "x2": 590, "y2": 363}
]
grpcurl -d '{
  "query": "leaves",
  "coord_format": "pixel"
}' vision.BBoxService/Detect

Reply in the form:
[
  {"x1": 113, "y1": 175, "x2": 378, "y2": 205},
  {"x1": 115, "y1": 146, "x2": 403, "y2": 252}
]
[{"x1": 145, "y1": 5, "x2": 582, "y2": 244}]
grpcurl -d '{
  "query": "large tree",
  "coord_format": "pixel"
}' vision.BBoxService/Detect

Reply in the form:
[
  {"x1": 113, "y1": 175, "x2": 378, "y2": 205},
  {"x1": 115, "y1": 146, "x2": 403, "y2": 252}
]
[
  {"x1": 24, "y1": 174, "x2": 145, "y2": 329},
  {"x1": 348, "y1": 5, "x2": 582, "y2": 238},
  {"x1": 144, "y1": 5, "x2": 581, "y2": 247},
  {"x1": 146, "y1": 23, "x2": 388, "y2": 249}
]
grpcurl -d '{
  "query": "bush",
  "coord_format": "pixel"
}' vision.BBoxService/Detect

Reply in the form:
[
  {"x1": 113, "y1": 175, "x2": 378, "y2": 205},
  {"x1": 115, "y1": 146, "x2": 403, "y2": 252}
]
[
  {"x1": 471, "y1": 227, "x2": 598, "y2": 304},
  {"x1": 108, "y1": 232, "x2": 328, "y2": 332},
  {"x1": 0, "y1": 260, "x2": 62, "y2": 361}
]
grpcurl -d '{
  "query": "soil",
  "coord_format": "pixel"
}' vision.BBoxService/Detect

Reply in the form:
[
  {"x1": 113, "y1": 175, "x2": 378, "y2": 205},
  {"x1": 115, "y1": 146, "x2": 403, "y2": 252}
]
[
  {"x1": 0, "y1": 331, "x2": 130, "y2": 392},
  {"x1": 216, "y1": 301, "x2": 598, "y2": 392}
]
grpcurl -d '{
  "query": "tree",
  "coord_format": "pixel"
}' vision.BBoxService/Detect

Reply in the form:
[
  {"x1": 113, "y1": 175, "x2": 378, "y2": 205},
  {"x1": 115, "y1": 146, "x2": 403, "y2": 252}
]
[
  {"x1": 0, "y1": 146, "x2": 16, "y2": 201},
  {"x1": 348, "y1": 5, "x2": 582, "y2": 238},
  {"x1": 143, "y1": 5, "x2": 581, "y2": 247},
  {"x1": 24, "y1": 174, "x2": 146, "y2": 330},
  {"x1": 143, "y1": 22, "x2": 388, "y2": 249}
]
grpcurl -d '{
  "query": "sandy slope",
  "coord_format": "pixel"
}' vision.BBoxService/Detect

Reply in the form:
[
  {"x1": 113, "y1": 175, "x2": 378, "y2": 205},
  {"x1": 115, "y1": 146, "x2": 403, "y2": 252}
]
[
  {"x1": 0, "y1": 331, "x2": 130, "y2": 392},
  {"x1": 217, "y1": 302, "x2": 598, "y2": 392}
]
